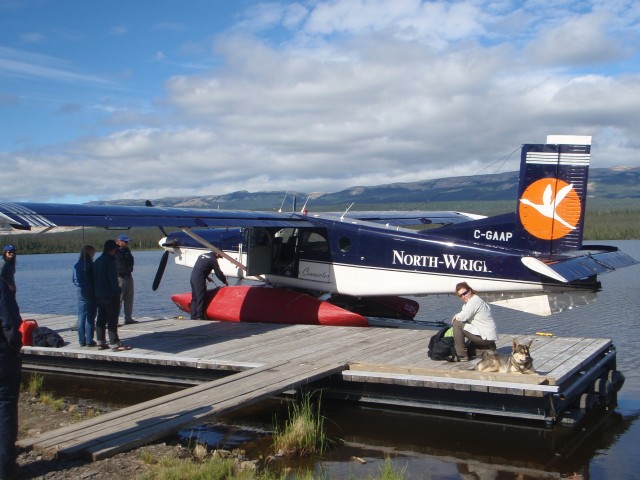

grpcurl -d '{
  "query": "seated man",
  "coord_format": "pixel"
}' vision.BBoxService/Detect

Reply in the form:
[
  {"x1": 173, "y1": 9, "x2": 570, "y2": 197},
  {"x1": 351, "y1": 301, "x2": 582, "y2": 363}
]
[{"x1": 450, "y1": 281, "x2": 498, "y2": 362}]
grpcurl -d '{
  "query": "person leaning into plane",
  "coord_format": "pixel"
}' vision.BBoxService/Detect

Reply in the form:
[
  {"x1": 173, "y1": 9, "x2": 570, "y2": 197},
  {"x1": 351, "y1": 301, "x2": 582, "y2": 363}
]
[
  {"x1": 450, "y1": 281, "x2": 498, "y2": 362},
  {"x1": 190, "y1": 252, "x2": 229, "y2": 320}
]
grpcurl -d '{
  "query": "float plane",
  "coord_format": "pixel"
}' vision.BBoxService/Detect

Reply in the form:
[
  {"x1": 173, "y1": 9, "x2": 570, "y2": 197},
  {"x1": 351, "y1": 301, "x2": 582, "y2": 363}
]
[{"x1": 0, "y1": 135, "x2": 637, "y2": 326}]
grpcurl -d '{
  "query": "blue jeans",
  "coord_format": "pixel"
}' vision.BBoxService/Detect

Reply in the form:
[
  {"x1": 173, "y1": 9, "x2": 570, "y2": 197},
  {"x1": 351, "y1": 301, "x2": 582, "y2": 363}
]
[
  {"x1": 96, "y1": 296, "x2": 120, "y2": 346},
  {"x1": 0, "y1": 342, "x2": 21, "y2": 477},
  {"x1": 77, "y1": 288, "x2": 97, "y2": 345}
]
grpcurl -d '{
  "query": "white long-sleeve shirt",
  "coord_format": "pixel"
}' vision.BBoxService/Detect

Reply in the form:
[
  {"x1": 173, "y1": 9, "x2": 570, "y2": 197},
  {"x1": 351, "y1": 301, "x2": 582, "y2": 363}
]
[{"x1": 455, "y1": 294, "x2": 498, "y2": 340}]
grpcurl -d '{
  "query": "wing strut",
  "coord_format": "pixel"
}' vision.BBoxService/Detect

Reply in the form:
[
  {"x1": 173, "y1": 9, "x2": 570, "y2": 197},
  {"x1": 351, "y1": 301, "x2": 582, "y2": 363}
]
[{"x1": 180, "y1": 228, "x2": 267, "y2": 283}]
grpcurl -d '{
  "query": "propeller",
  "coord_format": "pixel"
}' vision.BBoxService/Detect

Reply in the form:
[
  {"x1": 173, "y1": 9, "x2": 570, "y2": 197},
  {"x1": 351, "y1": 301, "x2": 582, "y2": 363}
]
[
  {"x1": 152, "y1": 250, "x2": 169, "y2": 291},
  {"x1": 147, "y1": 199, "x2": 171, "y2": 291}
]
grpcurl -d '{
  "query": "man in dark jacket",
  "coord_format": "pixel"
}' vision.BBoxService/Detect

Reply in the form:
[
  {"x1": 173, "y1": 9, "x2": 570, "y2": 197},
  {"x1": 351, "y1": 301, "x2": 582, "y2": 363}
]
[
  {"x1": 94, "y1": 240, "x2": 130, "y2": 351},
  {"x1": 190, "y1": 252, "x2": 228, "y2": 319},
  {"x1": 0, "y1": 273, "x2": 22, "y2": 479},
  {"x1": 115, "y1": 234, "x2": 136, "y2": 325},
  {"x1": 1, "y1": 245, "x2": 17, "y2": 297}
]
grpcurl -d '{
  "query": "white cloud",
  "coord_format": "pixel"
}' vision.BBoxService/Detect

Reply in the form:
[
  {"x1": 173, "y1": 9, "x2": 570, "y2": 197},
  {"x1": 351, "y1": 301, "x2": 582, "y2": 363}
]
[
  {"x1": 1, "y1": 0, "x2": 639, "y2": 203},
  {"x1": 0, "y1": 46, "x2": 113, "y2": 85},
  {"x1": 525, "y1": 12, "x2": 625, "y2": 66}
]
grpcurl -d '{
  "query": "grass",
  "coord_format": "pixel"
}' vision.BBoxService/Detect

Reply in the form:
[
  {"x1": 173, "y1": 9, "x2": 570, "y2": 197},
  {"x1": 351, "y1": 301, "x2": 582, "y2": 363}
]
[
  {"x1": 272, "y1": 392, "x2": 329, "y2": 457},
  {"x1": 38, "y1": 391, "x2": 66, "y2": 411},
  {"x1": 22, "y1": 373, "x2": 68, "y2": 411},
  {"x1": 373, "y1": 457, "x2": 407, "y2": 480},
  {"x1": 25, "y1": 373, "x2": 44, "y2": 395}
]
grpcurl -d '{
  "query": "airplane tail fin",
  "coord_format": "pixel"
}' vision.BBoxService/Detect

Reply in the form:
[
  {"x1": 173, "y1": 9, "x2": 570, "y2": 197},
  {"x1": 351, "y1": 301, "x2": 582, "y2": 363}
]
[
  {"x1": 515, "y1": 135, "x2": 591, "y2": 254},
  {"x1": 426, "y1": 134, "x2": 637, "y2": 288}
]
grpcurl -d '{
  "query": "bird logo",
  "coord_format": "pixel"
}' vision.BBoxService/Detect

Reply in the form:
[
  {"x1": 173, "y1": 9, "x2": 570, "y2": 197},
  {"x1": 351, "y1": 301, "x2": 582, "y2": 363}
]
[{"x1": 519, "y1": 179, "x2": 582, "y2": 240}]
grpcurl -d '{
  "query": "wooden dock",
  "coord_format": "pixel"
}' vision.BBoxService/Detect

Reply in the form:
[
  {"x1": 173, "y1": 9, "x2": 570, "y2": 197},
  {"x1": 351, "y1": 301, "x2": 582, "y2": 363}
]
[{"x1": 18, "y1": 313, "x2": 622, "y2": 461}]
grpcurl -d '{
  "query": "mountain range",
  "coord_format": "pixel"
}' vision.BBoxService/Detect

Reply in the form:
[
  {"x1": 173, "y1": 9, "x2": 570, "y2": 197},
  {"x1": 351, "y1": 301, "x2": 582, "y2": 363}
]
[{"x1": 89, "y1": 166, "x2": 640, "y2": 211}]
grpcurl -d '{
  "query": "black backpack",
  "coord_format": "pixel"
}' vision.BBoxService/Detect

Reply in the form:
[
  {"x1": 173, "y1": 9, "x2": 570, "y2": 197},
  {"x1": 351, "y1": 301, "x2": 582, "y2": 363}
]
[
  {"x1": 427, "y1": 326, "x2": 455, "y2": 361},
  {"x1": 32, "y1": 326, "x2": 65, "y2": 348}
]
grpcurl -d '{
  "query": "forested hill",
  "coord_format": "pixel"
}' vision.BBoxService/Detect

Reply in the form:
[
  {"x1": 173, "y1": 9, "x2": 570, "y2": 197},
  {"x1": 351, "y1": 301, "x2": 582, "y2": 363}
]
[{"x1": 88, "y1": 166, "x2": 640, "y2": 211}]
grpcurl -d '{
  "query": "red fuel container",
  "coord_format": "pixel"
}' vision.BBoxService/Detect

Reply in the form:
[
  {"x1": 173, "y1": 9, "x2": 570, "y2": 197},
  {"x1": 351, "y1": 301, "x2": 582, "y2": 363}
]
[{"x1": 19, "y1": 319, "x2": 38, "y2": 347}]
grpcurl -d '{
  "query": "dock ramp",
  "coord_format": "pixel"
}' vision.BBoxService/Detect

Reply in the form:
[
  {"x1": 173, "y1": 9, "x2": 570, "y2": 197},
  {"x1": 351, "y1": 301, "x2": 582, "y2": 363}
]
[{"x1": 18, "y1": 360, "x2": 347, "y2": 461}]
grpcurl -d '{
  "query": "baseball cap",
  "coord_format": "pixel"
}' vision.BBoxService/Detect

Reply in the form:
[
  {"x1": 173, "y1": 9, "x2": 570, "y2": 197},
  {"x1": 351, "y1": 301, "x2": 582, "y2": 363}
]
[
  {"x1": 3, "y1": 245, "x2": 15, "y2": 252},
  {"x1": 116, "y1": 234, "x2": 130, "y2": 242}
]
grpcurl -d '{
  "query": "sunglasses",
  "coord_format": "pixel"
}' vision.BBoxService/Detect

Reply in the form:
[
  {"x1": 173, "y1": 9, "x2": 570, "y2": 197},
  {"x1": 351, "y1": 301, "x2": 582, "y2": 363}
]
[{"x1": 458, "y1": 290, "x2": 470, "y2": 298}]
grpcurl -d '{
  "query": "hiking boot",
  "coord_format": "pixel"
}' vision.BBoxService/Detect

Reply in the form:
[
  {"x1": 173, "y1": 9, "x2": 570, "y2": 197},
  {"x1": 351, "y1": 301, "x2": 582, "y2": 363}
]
[
  {"x1": 124, "y1": 319, "x2": 138, "y2": 325},
  {"x1": 446, "y1": 354, "x2": 469, "y2": 363}
]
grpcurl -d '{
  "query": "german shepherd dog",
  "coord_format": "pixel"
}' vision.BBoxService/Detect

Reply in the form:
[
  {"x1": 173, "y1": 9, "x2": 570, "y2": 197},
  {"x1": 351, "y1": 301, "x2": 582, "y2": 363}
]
[{"x1": 475, "y1": 339, "x2": 536, "y2": 374}]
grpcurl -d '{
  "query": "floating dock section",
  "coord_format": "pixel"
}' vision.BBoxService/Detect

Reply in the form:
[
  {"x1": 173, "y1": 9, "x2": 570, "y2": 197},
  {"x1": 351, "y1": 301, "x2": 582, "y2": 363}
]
[{"x1": 18, "y1": 313, "x2": 623, "y2": 460}]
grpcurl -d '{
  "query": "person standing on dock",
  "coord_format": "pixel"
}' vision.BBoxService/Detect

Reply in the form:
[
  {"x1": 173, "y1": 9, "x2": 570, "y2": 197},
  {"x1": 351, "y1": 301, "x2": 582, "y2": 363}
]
[
  {"x1": 190, "y1": 252, "x2": 228, "y2": 320},
  {"x1": 450, "y1": 281, "x2": 498, "y2": 362},
  {"x1": 0, "y1": 262, "x2": 22, "y2": 480},
  {"x1": 94, "y1": 240, "x2": 131, "y2": 352},
  {"x1": 115, "y1": 234, "x2": 136, "y2": 325},
  {"x1": 1, "y1": 245, "x2": 17, "y2": 297},
  {"x1": 73, "y1": 245, "x2": 97, "y2": 347}
]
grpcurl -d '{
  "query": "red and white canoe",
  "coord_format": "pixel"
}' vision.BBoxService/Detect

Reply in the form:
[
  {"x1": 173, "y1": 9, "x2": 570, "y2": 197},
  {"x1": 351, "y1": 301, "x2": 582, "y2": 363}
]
[{"x1": 171, "y1": 285, "x2": 369, "y2": 327}]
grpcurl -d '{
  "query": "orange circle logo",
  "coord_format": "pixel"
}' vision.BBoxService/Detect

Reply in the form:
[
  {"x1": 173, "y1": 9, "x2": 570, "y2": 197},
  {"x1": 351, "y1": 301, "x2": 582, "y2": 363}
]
[{"x1": 519, "y1": 179, "x2": 581, "y2": 240}]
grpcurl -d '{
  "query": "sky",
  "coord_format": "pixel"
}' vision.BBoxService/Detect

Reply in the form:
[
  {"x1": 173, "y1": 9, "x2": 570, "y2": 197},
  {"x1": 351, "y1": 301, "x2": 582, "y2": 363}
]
[{"x1": 1, "y1": 0, "x2": 639, "y2": 204}]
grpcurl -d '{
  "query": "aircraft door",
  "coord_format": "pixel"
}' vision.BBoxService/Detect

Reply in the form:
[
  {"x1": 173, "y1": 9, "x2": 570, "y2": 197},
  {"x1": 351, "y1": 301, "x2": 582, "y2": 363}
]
[
  {"x1": 246, "y1": 228, "x2": 273, "y2": 276},
  {"x1": 298, "y1": 230, "x2": 331, "y2": 283}
]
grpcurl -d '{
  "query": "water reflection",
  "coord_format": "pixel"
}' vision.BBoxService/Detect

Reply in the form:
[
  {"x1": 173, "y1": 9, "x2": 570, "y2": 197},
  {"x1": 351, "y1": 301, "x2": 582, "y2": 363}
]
[{"x1": 185, "y1": 398, "x2": 639, "y2": 479}]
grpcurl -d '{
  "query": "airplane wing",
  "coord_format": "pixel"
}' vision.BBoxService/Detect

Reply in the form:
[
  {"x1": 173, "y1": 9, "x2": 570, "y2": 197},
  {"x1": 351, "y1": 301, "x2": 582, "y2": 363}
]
[
  {"x1": 0, "y1": 202, "x2": 315, "y2": 230},
  {"x1": 0, "y1": 201, "x2": 483, "y2": 231},
  {"x1": 337, "y1": 210, "x2": 485, "y2": 226}
]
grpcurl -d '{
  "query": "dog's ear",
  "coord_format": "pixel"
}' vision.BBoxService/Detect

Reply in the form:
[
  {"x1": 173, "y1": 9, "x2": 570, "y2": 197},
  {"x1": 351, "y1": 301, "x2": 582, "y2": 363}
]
[
  {"x1": 512, "y1": 338, "x2": 519, "y2": 348},
  {"x1": 525, "y1": 339, "x2": 533, "y2": 348}
]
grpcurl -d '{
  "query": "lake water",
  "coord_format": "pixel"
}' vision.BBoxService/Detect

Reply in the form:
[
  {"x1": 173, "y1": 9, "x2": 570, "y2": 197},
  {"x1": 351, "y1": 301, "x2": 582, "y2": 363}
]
[{"x1": 13, "y1": 241, "x2": 640, "y2": 479}]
